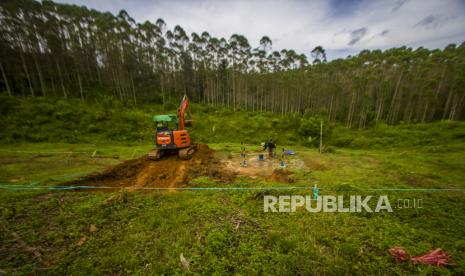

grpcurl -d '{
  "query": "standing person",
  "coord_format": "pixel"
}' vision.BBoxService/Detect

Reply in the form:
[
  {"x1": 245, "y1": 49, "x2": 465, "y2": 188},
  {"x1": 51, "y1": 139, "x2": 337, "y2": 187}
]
[
  {"x1": 279, "y1": 148, "x2": 286, "y2": 168},
  {"x1": 240, "y1": 141, "x2": 246, "y2": 158},
  {"x1": 269, "y1": 140, "x2": 276, "y2": 158},
  {"x1": 240, "y1": 141, "x2": 248, "y2": 167},
  {"x1": 263, "y1": 139, "x2": 276, "y2": 158}
]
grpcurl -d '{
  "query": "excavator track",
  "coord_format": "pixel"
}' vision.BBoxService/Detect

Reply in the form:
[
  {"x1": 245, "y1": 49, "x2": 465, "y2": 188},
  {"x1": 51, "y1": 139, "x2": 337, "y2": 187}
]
[
  {"x1": 178, "y1": 145, "x2": 197, "y2": 160},
  {"x1": 148, "y1": 149, "x2": 162, "y2": 160}
]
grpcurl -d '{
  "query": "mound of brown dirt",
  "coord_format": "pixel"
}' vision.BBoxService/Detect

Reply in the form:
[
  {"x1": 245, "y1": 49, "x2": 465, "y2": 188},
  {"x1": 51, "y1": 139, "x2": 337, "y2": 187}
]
[
  {"x1": 267, "y1": 169, "x2": 295, "y2": 183},
  {"x1": 65, "y1": 144, "x2": 235, "y2": 191}
]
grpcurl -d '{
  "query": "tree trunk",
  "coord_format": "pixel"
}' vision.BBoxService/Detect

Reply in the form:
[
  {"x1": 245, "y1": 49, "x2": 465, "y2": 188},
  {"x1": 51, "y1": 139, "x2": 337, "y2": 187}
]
[
  {"x1": 328, "y1": 94, "x2": 334, "y2": 121},
  {"x1": 442, "y1": 88, "x2": 454, "y2": 120},
  {"x1": 77, "y1": 72, "x2": 84, "y2": 101},
  {"x1": 56, "y1": 62, "x2": 67, "y2": 99},
  {"x1": 387, "y1": 70, "x2": 403, "y2": 123},
  {"x1": 130, "y1": 74, "x2": 137, "y2": 105},
  {"x1": 0, "y1": 62, "x2": 12, "y2": 96},
  {"x1": 346, "y1": 91, "x2": 356, "y2": 128},
  {"x1": 32, "y1": 52, "x2": 46, "y2": 96},
  {"x1": 18, "y1": 49, "x2": 34, "y2": 97},
  {"x1": 421, "y1": 103, "x2": 428, "y2": 123}
]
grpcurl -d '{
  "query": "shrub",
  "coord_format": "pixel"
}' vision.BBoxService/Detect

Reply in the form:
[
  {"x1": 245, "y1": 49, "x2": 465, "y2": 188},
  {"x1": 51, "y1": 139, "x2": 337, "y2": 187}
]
[{"x1": 298, "y1": 117, "x2": 332, "y2": 147}]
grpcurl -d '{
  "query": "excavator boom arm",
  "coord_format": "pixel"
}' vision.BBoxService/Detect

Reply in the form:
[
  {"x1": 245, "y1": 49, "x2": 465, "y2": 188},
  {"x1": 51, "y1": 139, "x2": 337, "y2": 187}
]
[{"x1": 178, "y1": 95, "x2": 190, "y2": 130}]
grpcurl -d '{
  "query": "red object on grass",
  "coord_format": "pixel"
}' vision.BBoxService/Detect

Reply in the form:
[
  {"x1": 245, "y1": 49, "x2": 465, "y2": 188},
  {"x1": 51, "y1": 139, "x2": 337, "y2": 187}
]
[
  {"x1": 389, "y1": 247, "x2": 452, "y2": 266},
  {"x1": 389, "y1": 247, "x2": 409, "y2": 262},
  {"x1": 411, "y1": 248, "x2": 451, "y2": 266}
]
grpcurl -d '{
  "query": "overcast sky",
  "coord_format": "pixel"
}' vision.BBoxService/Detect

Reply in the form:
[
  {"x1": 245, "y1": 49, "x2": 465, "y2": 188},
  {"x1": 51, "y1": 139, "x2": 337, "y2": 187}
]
[{"x1": 55, "y1": 0, "x2": 465, "y2": 60}]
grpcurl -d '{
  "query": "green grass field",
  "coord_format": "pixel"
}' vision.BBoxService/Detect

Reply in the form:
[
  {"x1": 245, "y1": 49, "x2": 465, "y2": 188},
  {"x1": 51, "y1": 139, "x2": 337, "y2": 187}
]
[{"x1": 1, "y1": 139, "x2": 464, "y2": 274}]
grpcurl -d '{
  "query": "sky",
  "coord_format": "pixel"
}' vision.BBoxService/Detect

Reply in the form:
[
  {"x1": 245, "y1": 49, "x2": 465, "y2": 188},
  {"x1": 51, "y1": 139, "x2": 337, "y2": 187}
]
[{"x1": 55, "y1": 0, "x2": 465, "y2": 60}]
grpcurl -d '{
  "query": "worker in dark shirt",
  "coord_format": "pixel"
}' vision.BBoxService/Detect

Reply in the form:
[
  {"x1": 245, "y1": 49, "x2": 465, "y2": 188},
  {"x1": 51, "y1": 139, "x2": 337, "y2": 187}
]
[{"x1": 263, "y1": 139, "x2": 276, "y2": 158}]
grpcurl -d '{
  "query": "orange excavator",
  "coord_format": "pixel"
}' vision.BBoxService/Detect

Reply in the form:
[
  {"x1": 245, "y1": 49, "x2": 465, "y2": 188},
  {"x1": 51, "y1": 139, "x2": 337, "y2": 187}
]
[{"x1": 148, "y1": 95, "x2": 196, "y2": 160}]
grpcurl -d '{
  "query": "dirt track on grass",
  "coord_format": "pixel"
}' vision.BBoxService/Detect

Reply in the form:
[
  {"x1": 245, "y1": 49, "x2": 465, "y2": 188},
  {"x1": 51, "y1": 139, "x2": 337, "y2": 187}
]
[
  {"x1": 64, "y1": 144, "x2": 302, "y2": 192},
  {"x1": 65, "y1": 144, "x2": 235, "y2": 191}
]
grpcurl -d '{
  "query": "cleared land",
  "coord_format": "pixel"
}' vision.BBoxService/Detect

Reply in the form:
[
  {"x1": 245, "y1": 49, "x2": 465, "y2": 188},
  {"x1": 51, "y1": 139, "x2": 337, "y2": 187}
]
[{"x1": 1, "y1": 141, "x2": 464, "y2": 274}]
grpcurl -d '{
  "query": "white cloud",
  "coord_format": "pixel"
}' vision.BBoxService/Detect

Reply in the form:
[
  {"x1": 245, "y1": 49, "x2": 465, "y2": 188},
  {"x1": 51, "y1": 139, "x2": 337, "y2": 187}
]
[{"x1": 55, "y1": 0, "x2": 465, "y2": 59}]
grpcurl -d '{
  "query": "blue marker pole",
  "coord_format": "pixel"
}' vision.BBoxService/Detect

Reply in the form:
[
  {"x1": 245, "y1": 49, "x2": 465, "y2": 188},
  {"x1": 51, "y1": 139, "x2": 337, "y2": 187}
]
[{"x1": 312, "y1": 184, "x2": 319, "y2": 200}]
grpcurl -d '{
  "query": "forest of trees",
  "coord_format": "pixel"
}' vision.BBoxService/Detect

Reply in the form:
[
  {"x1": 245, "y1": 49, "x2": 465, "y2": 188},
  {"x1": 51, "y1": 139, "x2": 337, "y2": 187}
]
[{"x1": 1, "y1": 0, "x2": 464, "y2": 127}]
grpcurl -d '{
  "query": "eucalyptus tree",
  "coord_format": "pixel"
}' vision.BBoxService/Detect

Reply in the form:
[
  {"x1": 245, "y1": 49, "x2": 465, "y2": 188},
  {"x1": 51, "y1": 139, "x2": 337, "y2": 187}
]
[
  {"x1": 228, "y1": 34, "x2": 242, "y2": 110},
  {"x1": 0, "y1": 0, "x2": 464, "y2": 124},
  {"x1": 311, "y1": 46, "x2": 327, "y2": 63}
]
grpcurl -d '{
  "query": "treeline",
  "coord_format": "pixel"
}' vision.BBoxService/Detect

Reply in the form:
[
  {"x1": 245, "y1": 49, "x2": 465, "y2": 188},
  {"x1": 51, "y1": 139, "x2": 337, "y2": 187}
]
[
  {"x1": 0, "y1": 0, "x2": 464, "y2": 127},
  {"x1": 0, "y1": 95, "x2": 329, "y2": 145},
  {"x1": 2, "y1": 95, "x2": 465, "y2": 151}
]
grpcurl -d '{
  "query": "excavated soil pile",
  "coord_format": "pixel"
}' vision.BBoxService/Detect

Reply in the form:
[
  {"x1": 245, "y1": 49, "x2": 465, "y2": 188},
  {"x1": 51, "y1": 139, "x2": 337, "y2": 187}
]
[
  {"x1": 267, "y1": 169, "x2": 295, "y2": 183},
  {"x1": 66, "y1": 144, "x2": 235, "y2": 191}
]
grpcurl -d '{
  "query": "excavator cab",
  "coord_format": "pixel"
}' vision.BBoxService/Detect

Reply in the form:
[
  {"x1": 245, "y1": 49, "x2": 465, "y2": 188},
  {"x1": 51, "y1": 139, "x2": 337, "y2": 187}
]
[
  {"x1": 148, "y1": 96, "x2": 196, "y2": 160},
  {"x1": 153, "y1": 114, "x2": 178, "y2": 148}
]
